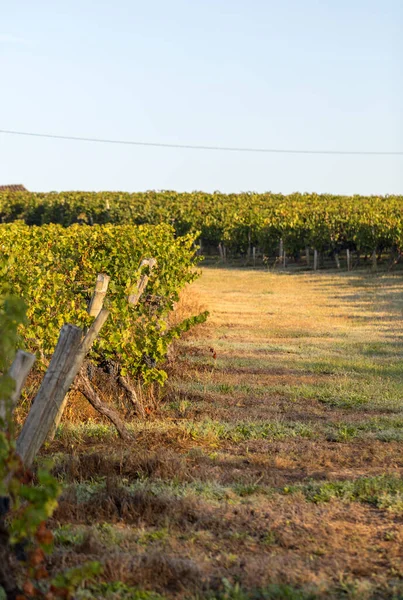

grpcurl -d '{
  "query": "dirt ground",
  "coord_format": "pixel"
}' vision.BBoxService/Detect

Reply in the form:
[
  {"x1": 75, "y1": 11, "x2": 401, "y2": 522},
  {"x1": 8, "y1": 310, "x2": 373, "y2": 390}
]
[{"x1": 47, "y1": 267, "x2": 403, "y2": 599}]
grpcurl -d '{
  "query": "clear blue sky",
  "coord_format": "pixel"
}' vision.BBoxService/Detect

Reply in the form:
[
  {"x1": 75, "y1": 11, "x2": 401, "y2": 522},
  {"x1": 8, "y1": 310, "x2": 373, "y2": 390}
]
[{"x1": 1, "y1": 0, "x2": 402, "y2": 194}]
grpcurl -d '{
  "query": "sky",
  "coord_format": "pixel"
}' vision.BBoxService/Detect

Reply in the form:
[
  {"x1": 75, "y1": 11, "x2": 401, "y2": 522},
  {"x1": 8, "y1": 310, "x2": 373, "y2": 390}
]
[{"x1": 0, "y1": 0, "x2": 402, "y2": 195}]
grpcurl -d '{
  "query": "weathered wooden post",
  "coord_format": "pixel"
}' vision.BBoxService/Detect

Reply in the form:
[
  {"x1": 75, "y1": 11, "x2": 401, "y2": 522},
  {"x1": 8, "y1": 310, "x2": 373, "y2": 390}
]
[
  {"x1": 252, "y1": 246, "x2": 256, "y2": 267},
  {"x1": 371, "y1": 249, "x2": 377, "y2": 272},
  {"x1": 0, "y1": 350, "x2": 36, "y2": 425},
  {"x1": 88, "y1": 273, "x2": 110, "y2": 317},
  {"x1": 305, "y1": 247, "x2": 310, "y2": 267},
  {"x1": 123, "y1": 258, "x2": 157, "y2": 416},
  {"x1": 346, "y1": 249, "x2": 351, "y2": 271},
  {"x1": 335, "y1": 253, "x2": 340, "y2": 269},
  {"x1": 46, "y1": 273, "x2": 111, "y2": 441},
  {"x1": 128, "y1": 258, "x2": 157, "y2": 305},
  {"x1": 17, "y1": 325, "x2": 83, "y2": 468},
  {"x1": 17, "y1": 309, "x2": 110, "y2": 468},
  {"x1": 313, "y1": 249, "x2": 318, "y2": 271}
]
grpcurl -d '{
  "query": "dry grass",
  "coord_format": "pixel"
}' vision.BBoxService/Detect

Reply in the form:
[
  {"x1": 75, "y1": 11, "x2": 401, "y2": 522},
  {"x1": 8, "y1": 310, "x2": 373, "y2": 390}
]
[{"x1": 45, "y1": 267, "x2": 403, "y2": 599}]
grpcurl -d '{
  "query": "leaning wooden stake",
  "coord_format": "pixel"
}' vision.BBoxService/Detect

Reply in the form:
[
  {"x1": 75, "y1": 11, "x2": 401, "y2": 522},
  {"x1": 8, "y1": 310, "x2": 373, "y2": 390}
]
[
  {"x1": 17, "y1": 310, "x2": 109, "y2": 469},
  {"x1": 88, "y1": 273, "x2": 110, "y2": 317},
  {"x1": 0, "y1": 350, "x2": 36, "y2": 425},
  {"x1": 128, "y1": 258, "x2": 157, "y2": 305},
  {"x1": 125, "y1": 258, "x2": 157, "y2": 414},
  {"x1": 47, "y1": 273, "x2": 112, "y2": 440},
  {"x1": 17, "y1": 325, "x2": 82, "y2": 468}
]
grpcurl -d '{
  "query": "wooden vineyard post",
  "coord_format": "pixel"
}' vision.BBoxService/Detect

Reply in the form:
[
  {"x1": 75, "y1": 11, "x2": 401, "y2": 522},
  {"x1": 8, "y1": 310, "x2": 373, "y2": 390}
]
[
  {"x1": 17, "y1": 324, "x2": 83, "y2": 468},
  {"x1": 335, "y1": 253, "x2": 340, "y2": 269},
  {"x1": 123, "y1": 257, "x2": 156, "y2": 416},
  {"x1": 306, "y1": 247, "x2": 310, "y2": 267},
  {"x1": 346, "y1": 249, "x2": 351, "y2": 271},
  {"x1": 47, "y1": 272, "x2": 112, "y2": 441},
  {"x1": 128, "y1": 258, "x2": 157, "y2": 305},
  {"x1": 252, "y1": 246, "x2": 256, "y2": 267},
  {"x1": 0, "y1": 350, "x2": 36, "y2": 425},
  {"x1": 279, "y1": 239, "x2": 284, "y2": 265},
  {"x1": 218, "y1": 243, "x2": 224, "y2": 262},
  {"x1": 88, "y1": 273, "x2": 110, "y2": 317},
  {"x1": 17, "y1": 309, "x2": 110, "y2": 468},
  {"x1": 372, "y1": 249, "x2": 377, "y2": 272},
  {"x1": 313, "y1": 249, "x2": 318, "y2": 271}
]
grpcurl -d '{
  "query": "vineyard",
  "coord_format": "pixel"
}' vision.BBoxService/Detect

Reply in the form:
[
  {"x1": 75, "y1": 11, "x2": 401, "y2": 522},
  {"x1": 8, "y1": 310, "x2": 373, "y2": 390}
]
[
  {"x1": 0, "y1": 190, "x2": 402, "y2": 265},
  {"x1": 0, "y1": 193, "x2": 402, "y2": 599}
]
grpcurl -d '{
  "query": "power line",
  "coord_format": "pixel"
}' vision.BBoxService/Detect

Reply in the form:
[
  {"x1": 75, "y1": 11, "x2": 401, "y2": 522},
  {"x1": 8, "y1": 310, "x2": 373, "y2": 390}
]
[{"x1": 0, "y1": 128, "x2": 402, "y2": 156}]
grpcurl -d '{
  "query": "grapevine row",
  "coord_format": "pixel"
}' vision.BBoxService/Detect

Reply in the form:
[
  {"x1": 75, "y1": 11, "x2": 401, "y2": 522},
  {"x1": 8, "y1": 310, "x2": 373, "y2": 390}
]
[
  {"x1": 0, "y1": 223, "x2": 207, "y2": 383},
  {"x1": 0, "y1": 190, "x2": 402, "y2": 259}
]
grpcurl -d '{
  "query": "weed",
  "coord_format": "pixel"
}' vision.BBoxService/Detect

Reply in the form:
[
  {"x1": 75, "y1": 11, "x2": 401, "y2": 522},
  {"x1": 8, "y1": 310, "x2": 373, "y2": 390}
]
[
  {"x1": 138, "y1": 528, "x2": 170, "y2": 545},
  {"x1": 260, "y1": 530, "x2": 277, "y2": 546},
  {"x1": 77, "y1": 582, "x2": 164, "y2": 599},
  {"x1": 328, "y1": 424, "x2": 359, "y2": 442},
  {"x1": 218, "y1": 383, "x2": 235, "y2": 395},
  {"x1": 53, "y1": 524, "x2": 86, "y2": 547}
]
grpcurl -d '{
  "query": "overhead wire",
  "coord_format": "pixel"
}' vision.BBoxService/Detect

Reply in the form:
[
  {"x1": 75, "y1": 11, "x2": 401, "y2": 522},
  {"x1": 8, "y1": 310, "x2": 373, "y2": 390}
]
[{"x1": 0, "y1": 128, "x2": 402, "y2": 156}]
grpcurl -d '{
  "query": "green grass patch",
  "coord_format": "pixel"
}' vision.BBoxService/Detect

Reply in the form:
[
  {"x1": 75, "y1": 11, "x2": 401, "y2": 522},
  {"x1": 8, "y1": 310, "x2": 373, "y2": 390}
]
[
  {"x1": 286, "y1": 474, "x2": 403, "y2": 512},
  {"x1": 286, "y1": 377, "x2": 403, "y2": 411},
  {"x1": 55, "y1": 417, "x2": 316, "y2": 447},
  {"x1": 206, "y1": 580, "x2": 318, "y2": 600},
  {"x1": 77, "y1": 582, "x2": 164, "y2": 599},
  {"x1": 327, "y1": 416, "x2": 403, "y2": 442}
]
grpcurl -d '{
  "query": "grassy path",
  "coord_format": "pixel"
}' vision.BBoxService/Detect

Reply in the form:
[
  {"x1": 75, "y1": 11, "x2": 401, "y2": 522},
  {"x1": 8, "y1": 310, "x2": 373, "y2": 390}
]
[{"x1": 51, "y1": 268, "x2": 403, "y2": 600}]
